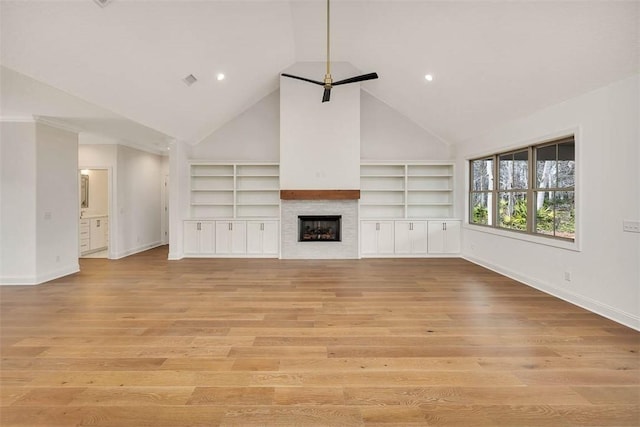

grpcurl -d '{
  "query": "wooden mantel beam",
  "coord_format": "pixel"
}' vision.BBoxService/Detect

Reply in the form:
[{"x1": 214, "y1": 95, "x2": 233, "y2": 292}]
[{"x1": 280, "y1": 190, "x2": 361, "y2": 200}]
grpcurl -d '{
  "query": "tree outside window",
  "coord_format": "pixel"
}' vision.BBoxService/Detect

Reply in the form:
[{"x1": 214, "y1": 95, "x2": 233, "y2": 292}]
[
  {"x1": 469, "y1": 136, "x2": 575, "y2": 242},
  {"x1": 534, "y1": 141, "x2": 575, "y2": 239}
]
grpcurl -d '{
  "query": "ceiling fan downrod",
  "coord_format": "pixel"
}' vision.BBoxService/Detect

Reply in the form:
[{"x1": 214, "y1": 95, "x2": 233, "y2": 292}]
[{"x1": 280, "y1": 0, "x2": 378, "y2": 103}]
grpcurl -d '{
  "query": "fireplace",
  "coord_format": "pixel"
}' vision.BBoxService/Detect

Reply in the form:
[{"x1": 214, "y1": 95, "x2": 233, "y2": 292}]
[{"x1": 298, "y1": 215, "x2": 341, "y2": 242}]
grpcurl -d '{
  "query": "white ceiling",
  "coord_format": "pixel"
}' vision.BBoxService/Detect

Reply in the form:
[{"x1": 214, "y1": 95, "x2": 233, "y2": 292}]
[{"x1": 1, "y1": 0, "x2": 638, "y2": 152}]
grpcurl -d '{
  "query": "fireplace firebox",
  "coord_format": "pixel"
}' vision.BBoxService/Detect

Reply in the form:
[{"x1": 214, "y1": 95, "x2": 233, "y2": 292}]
[{"x1": 298, "y1": 215, "x2": 341, "y2": 242}]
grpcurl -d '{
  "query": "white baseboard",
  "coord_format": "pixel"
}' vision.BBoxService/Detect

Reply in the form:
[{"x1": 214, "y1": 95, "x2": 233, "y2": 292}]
[
  {"x1": 0, "y1": 263, "x2": 80, "y2": 285},
  {"x1": 463, "y1": 254, "x2": 640, "y2": 331},
  {"x1": 112, "y1": 241, "x2": 163, "y2": 260},
  {"x1": 168, "y1": 251, "x2": 183, "y2": 260}
]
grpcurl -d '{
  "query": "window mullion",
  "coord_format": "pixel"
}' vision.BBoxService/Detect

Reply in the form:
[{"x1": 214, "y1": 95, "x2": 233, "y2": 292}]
[
  {"x1": 527, "y1": 146, "x2": 534, "y2": 234},
  {"x1": 491, "y1": 154, "x2": 500, "y2": 227}
]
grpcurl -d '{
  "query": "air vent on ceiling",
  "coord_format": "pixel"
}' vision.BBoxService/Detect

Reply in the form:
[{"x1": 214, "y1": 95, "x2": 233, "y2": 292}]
[
  {"x1": 182, "y1": 74, "x2": 198, "y2": 86},
  {"x1": 93, "y1": 0, "x2": 114, "y2": 7}
]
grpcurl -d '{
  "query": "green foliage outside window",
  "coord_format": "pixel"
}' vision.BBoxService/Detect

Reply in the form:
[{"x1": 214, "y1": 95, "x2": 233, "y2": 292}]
[
  {"x1": 472, "y1": 203, "x2": 488, "y2": 224},
  {"x1": 499, "y1": 198, "x2": 527, "y2": 230}
]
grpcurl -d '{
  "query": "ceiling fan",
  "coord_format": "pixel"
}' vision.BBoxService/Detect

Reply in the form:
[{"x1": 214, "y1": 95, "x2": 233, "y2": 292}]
[{"x1": 281, "y1": 0, "x2": 378, "y2": 103}]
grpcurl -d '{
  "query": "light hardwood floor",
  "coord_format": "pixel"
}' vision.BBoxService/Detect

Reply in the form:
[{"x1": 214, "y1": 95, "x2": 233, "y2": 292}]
[{"x1": 1, "y1": 246, "x2": 638, "y2": 426}]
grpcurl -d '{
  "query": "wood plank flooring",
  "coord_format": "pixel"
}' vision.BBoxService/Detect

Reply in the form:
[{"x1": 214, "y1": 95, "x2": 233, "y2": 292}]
[{"x1": 1, "y1": 246, "x2": 638, "y2": 426}]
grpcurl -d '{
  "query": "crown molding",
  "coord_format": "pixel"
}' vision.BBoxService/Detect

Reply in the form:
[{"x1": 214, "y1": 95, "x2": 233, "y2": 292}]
[
  {"x1": 33, "y1": 116, "x2": 84, "y2": 133},
  {"x1": 0, "y1": 116, "x2": 35, "y2": 123}
]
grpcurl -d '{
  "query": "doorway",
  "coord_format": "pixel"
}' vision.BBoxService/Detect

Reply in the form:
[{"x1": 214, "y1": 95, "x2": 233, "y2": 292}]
[{"x1": 79, "y1": 168, "x2": 110, "y2": 258}]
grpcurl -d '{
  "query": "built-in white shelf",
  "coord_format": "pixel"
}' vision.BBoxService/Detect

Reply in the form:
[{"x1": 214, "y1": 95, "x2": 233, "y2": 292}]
[
  {"x1": 190, "y1": 163, "x2": 280, "y2": 219},
  {"x1": 360, "y1": 163, "x2": 454, "y2": 219}
]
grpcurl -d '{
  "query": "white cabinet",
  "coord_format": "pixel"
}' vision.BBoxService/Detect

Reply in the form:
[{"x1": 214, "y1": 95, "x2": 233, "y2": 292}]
[
  {"x1": 247, "y1": 221, "x2": 279, "y2": 256},
  {"x1": 361, "y1": 219, "x2": 460, "y2": 257},
  {"x1": 394, "y1": 220, "x2": 428, "y2": 255},
  {"x1": 361, "y1": 220, "x2": 395, "y2": 256},
  {"x1": 90, "y1": 217, "x2": 108, "y2": 250},
  {"x1": 184, "y1": 221, "x2": 215, "y2": 255},
  {"x1": 80, "y1": 216, "x2": 108, "y2": 255},
  {"x1": 80, "y1": 219, "x2": 90, "y2": 254},
  {"x1": 215, "y1": 221, "x2": 247, "y2": 255},
  {"x1": 187, "y1": 162, "x2": 280, "y2": 258},
  {"x1": 183, "y1": 219, "x2": 279, "y2": 258},
  {"x1": 428, "y1": 220, "x2": 461, "y2": 254}
]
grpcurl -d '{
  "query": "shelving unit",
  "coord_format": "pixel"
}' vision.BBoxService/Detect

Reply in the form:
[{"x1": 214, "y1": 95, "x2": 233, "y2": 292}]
[
  {"x1": 360, "y1": 164, "x2": 406, "y2": 219},
  {"x1": 360, "y1": 163, "x2": 454, "y2": 219},
  {"x1": 406, "y1": 164, "x2": 454, "y2": 218},
  {"x1": 236, "y1": 164, "x2": 280, "y2": 218},
  {"x1": 189, "y1": 163, "x2": 280, "y2": 219}
]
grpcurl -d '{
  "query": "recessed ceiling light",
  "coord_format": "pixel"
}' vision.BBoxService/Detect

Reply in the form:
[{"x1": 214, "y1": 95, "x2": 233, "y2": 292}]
[
  {"x1": 425, "y1": 74, "x2": 434, "y2": 82},
  {"x1": 216, "y1": 73, "x2": 225, "y2": 81}
]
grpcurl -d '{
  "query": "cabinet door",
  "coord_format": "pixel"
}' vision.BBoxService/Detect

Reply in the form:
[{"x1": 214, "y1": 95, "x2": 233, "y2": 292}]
[
  {"x1": 230, "y1": 221, "x2": 247, "y2": 254},
  {"x1": 200, "y1": 221, "x2": 216, "y2": 254},
  {"x1": 184, "y1": 221, "x2": 201, "y2": 254},
  {"x1": 443, "y1": 220, "x2": 461, "y2": 253},
  {"x1": 360, "y1": 221, "x2": 379, "y2": 255},
  {"x1": 246, "y1": 221, "x2": 264, "y2": 254},
  {"x1": 246, "y1": 221, "x2": 279, "y2": 255},
  {"x1": 377, "y1": 221, "x2": 395, "y2": 254},
  {"x1": 90, "y1": 218, "x2": 106, "y2": 249},
  {"x1": 410, "y1": 221, "x2": 428, "y2": 254},
  {"x1": 261, "y1": 221, "x2": 279, "y2": 255},
  {"x1": 215, "y1": 222, "x2": 232, "y2": 254},
  {"x1": 429, "y1": 221, "x2": 445, "y2": 254},
  {"x1": 395, "y1": 221, "x2": 427, "y2": 255},
  {"x1": 394, "y1": 221, "x2": 412, "y2": 254},
  {"x1": 427, "y1": 221, "x2": 445, "y2": 253},
  {"x1": 427, "y1": 220, "x2": 461, "y2": 254},
  {"x1": 216, "y1": 221, "x2": 246, "y2": 254}
]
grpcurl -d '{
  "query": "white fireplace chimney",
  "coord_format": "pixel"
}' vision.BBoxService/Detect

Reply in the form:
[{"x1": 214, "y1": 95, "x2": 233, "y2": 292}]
[{"x1": 280, "y1": 62, "x2": 361, "y2": 191}]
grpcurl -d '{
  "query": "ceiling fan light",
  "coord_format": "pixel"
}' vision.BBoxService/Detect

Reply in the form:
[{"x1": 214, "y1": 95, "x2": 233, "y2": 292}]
[{"x1": 425, "y1": 74, "x2": 434, "y2": 82}]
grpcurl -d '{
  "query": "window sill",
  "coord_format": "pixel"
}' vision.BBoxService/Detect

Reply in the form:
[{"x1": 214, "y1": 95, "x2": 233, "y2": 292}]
[{"x1": 463, "y1": 223, "x2": 580, "y2": 252}]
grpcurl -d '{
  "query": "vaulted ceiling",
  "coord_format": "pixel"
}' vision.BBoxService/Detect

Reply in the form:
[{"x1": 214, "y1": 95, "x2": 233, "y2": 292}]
[{"x1": 1, "y1": 1, "x2": 638, "y2": 153}]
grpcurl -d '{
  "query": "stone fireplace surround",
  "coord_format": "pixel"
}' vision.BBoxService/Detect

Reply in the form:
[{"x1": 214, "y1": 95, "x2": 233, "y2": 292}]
[{"x1": 281, "y1": 199, "x2": 358, "y2": 259}]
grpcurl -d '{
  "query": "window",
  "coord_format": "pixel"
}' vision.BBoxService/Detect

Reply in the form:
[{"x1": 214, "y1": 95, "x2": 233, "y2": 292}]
[{"x1": 469, "y1": 136, "x2": 575, "y2": 241}]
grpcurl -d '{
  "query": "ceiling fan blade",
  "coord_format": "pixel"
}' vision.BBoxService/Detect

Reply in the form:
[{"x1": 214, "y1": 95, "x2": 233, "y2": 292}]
[
  {"x1": 332, "y1": 72, "x2": 379, "y2": 86},
  {"x1": 322, "y1": 87, "x2": 331, "y2": 103},
  {"x1": 281, "y1": 73, "x2": 325, "y2": 86}
]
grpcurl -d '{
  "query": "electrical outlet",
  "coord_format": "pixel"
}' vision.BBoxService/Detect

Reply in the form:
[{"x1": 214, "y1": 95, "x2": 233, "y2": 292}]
[
  {"x1": 623, "y1": 220, "x2": 640, "y2": 233},
  {"x1": 564, "y1": 271, "x2": 572, "y2": 282}
]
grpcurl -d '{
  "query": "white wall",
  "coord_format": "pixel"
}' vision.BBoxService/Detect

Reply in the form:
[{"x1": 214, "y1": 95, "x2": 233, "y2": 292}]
[
  {"x1": 35, "y1": 123, "x2": 79, "y2": 282},
  {"x1": 0, "y1": 121, "x2": 37, "y2": 283},
  {"x1": 0, "y1": 120, "x2": 79, "y2": 285},
  {"x1": 280, "y1": 62, "x2": 360, "y2": 190},
  {"x1": 168, "y1": 139, "x2": 189, "y2": 260},
  {"x1": 457, "y1": 74, "x2": 640, "y2": 329},
  {"x1": 116, "y1": 145, "x2": 163, "y2": 258},
  {"x1": 171, "y1": 72, "x2": 459, "y2": 259},
  {"x1": 192, "y1": 90, "x2": 280, "y2": 161},
  {"x1": 79, "y1": 140, "x2": 164, "y2": 259},
  {"x1": 361, "y1": 91, "x2": 452, "y2": 161}
]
